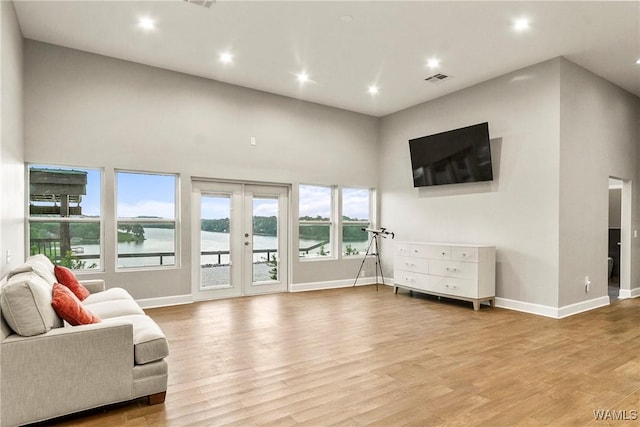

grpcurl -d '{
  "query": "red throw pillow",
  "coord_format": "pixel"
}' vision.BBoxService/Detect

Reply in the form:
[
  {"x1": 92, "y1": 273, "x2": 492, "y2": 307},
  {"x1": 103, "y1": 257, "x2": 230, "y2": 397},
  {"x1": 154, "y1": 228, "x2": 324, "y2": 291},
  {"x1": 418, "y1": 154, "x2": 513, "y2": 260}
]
[
  {"x1": 54, "y1": 265, "x2": 90, "y2": 301},
  {"x1": 51, "y1": 283, "x2": 101, "y2": 326}
]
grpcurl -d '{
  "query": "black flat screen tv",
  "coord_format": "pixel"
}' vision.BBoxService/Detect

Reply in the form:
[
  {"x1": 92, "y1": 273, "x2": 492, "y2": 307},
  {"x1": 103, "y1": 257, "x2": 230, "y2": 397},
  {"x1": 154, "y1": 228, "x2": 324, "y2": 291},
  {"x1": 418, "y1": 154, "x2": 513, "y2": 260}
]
[{"x1": 409, "y1": 122, "x2": 493, "y2": 187}]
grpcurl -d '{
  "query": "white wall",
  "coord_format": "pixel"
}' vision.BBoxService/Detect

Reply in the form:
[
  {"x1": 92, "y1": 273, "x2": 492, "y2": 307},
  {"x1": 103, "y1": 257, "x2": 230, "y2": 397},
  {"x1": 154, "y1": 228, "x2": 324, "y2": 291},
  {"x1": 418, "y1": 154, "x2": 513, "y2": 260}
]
[
  {"x1": 1, "y1": 0, "x2": 25, "y2": 420},
  {"x1": 378, "y1": 59, "x2": 563, "y2": 309},
  {"x1": 558, "y1": 58, "x2": 640, "y2": 306},
  {"x1": 378, "y1": 57, "x2": 640, "y2": 314},
  {"x1": 23, "y1": 41, "x2": 379, "y2": 299},
  {"x1": 1, "y1": 0, "x2": 25, "y2": 277}
]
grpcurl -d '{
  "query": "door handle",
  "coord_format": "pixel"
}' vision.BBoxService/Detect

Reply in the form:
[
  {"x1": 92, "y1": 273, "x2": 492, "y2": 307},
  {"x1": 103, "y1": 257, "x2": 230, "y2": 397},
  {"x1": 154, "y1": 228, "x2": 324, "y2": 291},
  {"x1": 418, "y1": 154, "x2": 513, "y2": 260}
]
[
  {"x1": 617, "y1": 242, "x2": 621, "y2": 246},
  {"x1": 244, "y1": 241, "x2": 250, "y2": 246}
]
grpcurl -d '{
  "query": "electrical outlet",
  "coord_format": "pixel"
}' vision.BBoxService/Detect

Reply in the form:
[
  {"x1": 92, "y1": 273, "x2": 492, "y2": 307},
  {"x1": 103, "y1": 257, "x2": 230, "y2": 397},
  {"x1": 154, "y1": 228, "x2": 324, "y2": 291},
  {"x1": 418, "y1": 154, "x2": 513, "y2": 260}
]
[{"x1": 584, "y1": 276, "x2": 591, "y2": 293}]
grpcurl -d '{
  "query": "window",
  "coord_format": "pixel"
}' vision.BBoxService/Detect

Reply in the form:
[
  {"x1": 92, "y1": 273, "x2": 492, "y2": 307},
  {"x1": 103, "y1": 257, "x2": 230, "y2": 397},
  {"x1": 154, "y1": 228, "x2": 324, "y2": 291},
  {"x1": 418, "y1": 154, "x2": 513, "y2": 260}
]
[
  {"x1": 116, "y1": 171, "x2": 177, "y2": 268},
  {"x1": 299, "y1": 185, "x2": 333, "y2": 258},
  {"x1": 341, "y1": 188, "x2": 371, "y2": 257},
  {"x1": 28, "y1": 164, "x2": 102, "y2": 270}
]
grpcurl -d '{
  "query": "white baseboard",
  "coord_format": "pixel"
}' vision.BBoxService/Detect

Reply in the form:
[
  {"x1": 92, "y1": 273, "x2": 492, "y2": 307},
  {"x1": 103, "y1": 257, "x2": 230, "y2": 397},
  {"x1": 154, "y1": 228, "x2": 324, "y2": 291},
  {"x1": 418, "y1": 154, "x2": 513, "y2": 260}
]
[
  {"x1": 495, "y1": 295, "x2": 610, "y2": 319},
  {"x1": 136, "y1": 279, "x2": 393, "y2": 307},
  {"x1": 618, "y1": 286, "x2": 640, "y2": 299},
  {"x1": 291, "y1": 276, "x2": 390, "y2": 292},
  {"x1": 137, "y1": 294, "x2": 193, "y2": 309},
  {"x1": 493, "y1": 298, "x2": 558, "y2": 318},
  {"x1": 557, "y1": 296, "x2": 610, "y2": 318}
]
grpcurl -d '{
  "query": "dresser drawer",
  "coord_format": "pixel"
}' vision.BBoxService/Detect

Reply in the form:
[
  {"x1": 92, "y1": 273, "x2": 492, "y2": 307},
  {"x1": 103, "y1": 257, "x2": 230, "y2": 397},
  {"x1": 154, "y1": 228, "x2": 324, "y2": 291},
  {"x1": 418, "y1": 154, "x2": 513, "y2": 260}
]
[
  {"x1": 411, "y1": 244, "x2": 451, "y2": 260},
  {"x1": 429, "y1": 276, "x2": 477, "y2": 298},
  {"x1": 429, "y1": 260, "x2": 478, "y2": 281},
  {"x1": 395, "y1": 244, "x2": 411, "y2": 257},
  {"x1": 394, "y1": 256, "x2": 429, "y2": 274},
  {"x1": 451, "y1": 246, "x2": 478, "y2": 262},
  {"x1": 394, "y1": 271, "x2": 430, "y2": 292}
]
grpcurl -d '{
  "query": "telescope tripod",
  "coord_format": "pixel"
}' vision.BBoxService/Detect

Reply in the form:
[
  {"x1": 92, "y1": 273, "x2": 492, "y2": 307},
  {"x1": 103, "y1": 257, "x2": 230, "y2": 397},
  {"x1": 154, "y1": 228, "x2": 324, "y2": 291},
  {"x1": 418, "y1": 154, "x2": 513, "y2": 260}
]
[{"x1": 353, "y1": 232, "x2": 385, "y2": 291}]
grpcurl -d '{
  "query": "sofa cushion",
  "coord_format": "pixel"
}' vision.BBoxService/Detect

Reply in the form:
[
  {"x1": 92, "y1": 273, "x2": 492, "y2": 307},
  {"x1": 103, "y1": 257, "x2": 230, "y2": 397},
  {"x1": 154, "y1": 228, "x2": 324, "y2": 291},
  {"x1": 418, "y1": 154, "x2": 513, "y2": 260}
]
[
  {"x1": 104, "y1": 315, "x2": 169, "y2": 364},
  {"x1": 0, "y1": 271, "x2": 62, "y2": 336},
  {"x1": 83, "y1": 287, "x2": 134, "y2": 305},
  {"x1": 25, "y1": 254, "x2": 58, "y2": 286},
  {"x1": 83, "y1": 299, "x2": 145, "y2": 319},
  {"x1": 51, "y1": 283, "x2": 101, "y2": 326},
  {"x1": 54, "y1": 265, "x2": 90, "y2": 301}
]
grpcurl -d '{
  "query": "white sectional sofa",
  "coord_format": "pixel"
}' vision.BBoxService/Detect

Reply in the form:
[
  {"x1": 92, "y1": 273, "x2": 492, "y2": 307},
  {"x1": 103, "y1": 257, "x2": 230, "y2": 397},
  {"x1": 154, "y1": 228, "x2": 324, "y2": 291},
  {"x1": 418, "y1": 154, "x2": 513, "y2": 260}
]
[{"x1": 0, "y1": 255, "x2": 169, "y2": 426}]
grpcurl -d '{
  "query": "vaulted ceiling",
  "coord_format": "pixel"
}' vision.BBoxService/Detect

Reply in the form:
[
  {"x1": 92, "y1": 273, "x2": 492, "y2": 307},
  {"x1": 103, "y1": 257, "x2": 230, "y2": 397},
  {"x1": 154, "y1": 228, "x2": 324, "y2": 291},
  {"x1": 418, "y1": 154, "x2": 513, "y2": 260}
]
[{"x1": 14, "y1": 1, "x2": 640, "y2": 117}]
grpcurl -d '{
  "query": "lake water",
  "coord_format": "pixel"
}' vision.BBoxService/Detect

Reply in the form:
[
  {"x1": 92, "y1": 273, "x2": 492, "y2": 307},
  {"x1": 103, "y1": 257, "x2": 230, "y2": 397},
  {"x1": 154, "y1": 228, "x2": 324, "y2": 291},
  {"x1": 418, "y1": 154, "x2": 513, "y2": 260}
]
[{"x1": 75, "y1": 227, "x2": 370, "y2": 269}]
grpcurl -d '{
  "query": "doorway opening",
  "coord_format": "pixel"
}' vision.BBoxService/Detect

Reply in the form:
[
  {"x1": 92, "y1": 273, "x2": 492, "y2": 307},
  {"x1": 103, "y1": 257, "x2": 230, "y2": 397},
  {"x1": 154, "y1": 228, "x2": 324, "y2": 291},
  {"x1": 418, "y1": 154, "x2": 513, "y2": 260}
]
[{"x1": 608, "y1": 178, "x2": 622, "y2": 301}]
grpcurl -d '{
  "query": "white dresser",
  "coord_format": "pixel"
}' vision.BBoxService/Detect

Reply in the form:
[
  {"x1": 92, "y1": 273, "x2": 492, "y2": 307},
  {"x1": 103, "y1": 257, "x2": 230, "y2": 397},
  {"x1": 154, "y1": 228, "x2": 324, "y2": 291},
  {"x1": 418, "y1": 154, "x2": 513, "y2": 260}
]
[{"x1": 393, "y1": 242, "x2": 496, "y2": 310}]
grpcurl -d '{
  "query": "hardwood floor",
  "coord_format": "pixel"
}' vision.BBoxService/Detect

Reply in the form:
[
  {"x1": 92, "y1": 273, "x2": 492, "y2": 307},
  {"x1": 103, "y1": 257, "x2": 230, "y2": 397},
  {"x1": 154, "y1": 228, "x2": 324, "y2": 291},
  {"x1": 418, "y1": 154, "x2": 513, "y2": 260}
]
[{"x1": 46, "y1": 286, "x2": 640, "y2": 426}]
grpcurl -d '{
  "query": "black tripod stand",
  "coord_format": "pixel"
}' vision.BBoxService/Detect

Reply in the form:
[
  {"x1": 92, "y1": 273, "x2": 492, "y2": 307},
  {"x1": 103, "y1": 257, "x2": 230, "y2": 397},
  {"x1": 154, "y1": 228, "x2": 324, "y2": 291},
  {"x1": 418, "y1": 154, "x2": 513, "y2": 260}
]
[{"x1": 353, "y1": 228, "x2": 394, "y2": 291}]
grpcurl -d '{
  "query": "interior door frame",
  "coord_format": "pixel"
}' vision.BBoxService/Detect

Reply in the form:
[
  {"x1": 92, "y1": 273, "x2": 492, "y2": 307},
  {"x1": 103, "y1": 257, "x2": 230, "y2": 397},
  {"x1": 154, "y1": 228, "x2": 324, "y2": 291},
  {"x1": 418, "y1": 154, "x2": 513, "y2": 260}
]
[
  {"x1": 612, "y1": 177, "x2": 633, "y2": 298},
  {"x1": 191, "y1": 179, "x2": 290, "y2": 301}
]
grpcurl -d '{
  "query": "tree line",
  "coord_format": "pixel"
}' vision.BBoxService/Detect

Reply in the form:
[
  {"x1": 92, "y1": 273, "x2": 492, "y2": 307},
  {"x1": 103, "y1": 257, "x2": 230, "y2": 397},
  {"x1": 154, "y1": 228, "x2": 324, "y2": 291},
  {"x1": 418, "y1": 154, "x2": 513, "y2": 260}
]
[{"x1": 30, "y1": 216, "x2": 369, "y2": 244}]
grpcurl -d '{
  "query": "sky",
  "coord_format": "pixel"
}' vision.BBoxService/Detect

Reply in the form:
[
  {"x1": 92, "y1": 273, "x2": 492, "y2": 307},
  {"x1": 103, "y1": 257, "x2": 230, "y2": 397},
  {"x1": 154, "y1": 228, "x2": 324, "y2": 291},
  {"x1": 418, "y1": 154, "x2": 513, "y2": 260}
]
[{"x1": 30, "y1": 166, "x2": 369, "y2": 221}]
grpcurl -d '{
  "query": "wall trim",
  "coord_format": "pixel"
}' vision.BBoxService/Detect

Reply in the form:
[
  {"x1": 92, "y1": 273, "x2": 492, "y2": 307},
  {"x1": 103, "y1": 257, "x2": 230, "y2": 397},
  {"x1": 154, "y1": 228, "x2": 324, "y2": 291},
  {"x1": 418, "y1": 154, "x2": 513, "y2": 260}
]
[
  {"x1": 136, "y1": 280, "x2": 394, "y2": 307},
  {"x1": 290, "y1": 276, "x2": 388, "y2": 292},
  {"x1": 495, "y1": 295, "x2": 610, "y2": 319},
  {"x1": 137, "y1": 294, "x2": 193, "y2": 309},
  {"x1": 494, "y1": 297, "x2": 559, "y2": 318},
  {"x1": 618, "y1": 286, "x2": 640, "y2": 299},
  {"x1": 556, "y1": 296, "x2": 610, "y2": 318}
]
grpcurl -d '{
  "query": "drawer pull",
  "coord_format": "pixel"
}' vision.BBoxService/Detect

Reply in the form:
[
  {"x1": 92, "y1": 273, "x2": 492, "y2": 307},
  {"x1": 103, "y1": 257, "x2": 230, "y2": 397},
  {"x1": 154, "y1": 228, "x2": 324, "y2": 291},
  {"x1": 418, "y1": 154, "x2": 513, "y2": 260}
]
[
  {"x1": 445, "y1": 267, "x2": 458, "y2": 272},
  {"x1": 441, "y1": 251, "x2": 446, "y2": 255},
  {"x1": 461, "y1": 253, "x2": 467, "y2": 257},
  {"x1": 445, "y1": 284, "x2": 457, "y2": 289}
]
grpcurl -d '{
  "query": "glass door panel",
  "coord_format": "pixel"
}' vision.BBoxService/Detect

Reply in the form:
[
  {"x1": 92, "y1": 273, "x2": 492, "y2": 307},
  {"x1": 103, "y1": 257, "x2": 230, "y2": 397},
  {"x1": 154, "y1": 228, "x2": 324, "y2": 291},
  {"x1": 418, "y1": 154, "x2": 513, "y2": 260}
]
[
  {"x1": 192, "y1": 181, "x2": 243, "y2": 301},
  {"x1": 200, "y1": 194, "x2": 231, "y2": 289},
  {"x1": 252, "y1": 196, "x2": 279, "y2": 283},
  {"x1": 243, "y1": 185, "x2": 288, "y2": 295}
]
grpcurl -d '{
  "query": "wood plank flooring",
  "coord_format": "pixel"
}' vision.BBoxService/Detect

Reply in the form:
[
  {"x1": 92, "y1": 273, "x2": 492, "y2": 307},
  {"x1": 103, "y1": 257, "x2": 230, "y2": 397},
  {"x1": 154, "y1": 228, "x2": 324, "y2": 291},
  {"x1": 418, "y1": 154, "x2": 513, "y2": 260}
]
[{"x1": 45, "y1": 286, "x2": 640, "y2": 426}]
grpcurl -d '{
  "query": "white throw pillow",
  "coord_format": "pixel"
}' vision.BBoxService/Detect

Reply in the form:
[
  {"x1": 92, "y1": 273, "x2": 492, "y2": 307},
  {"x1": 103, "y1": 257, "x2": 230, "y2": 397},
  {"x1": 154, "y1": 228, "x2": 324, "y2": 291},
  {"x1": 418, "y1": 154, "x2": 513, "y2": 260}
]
[{"x1": 0, "y1": 271, "x2": 62, "y2": 336}]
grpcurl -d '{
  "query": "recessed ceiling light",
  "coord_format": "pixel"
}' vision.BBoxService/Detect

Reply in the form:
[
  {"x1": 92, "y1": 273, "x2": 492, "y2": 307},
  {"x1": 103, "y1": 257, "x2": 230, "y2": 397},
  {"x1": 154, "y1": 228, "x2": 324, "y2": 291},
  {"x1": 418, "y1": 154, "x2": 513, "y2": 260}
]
[
  {"x1": 426, "y1": 58, "x2": 440, "y2": 69},
  {"x1": 219, "y1": 52, "x2": 233, "y2": 64},
  {"x1": 138, "y1": 17, "x2": 155, "y2": 31},
  {"x1": 513, "y1": 17, "x2": 530, "y2": 32},
  {"x1": 368, "y1": 85, "x2": 379, "y2": 95},
  {"x1": 296, "y1": 72, "x2": 310, "y2": 84}
]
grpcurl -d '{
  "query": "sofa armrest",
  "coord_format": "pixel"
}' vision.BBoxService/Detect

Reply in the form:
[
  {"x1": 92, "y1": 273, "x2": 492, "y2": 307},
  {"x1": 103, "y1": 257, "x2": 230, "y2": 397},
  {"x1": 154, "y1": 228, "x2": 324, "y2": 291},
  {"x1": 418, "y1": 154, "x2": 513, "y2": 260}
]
[
  {"x1": 80, "y1": 278, "x2": 106, "y2": 294},
  {"x1": 1, "y1": 321, "x2": 135, "y2": 426}
]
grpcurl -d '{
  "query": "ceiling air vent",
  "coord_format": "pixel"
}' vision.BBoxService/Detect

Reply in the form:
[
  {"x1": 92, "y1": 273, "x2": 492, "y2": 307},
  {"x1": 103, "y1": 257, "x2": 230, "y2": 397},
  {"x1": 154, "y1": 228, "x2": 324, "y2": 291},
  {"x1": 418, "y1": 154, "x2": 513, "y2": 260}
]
[
  {"x1": 424, "y1": 73, "x2": 450, "y2": 83},
  {"x1": 183, "y1": 0, "x2": 215, "y2": 8}
]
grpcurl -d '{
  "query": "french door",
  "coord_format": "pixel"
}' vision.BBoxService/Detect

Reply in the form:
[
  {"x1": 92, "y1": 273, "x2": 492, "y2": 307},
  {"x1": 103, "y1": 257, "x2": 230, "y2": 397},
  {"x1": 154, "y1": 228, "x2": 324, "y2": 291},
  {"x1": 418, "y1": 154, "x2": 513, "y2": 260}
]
[{"x1": 192, "y1": 181, "x2": 289, "y2": 300}]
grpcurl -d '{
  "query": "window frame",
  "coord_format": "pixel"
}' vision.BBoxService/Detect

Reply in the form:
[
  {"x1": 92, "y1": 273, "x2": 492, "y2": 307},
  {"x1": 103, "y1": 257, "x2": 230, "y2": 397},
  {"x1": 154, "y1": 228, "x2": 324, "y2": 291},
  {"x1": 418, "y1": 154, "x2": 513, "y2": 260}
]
[
  {"x1": 115, "y1": 170, "x2": 180, "y2": 271},
  {"x1": 340, "y1": 187, "x2": 374, "y2": 258},
  {"x1": 298, "y1": 184, "x2": 377, "y2": 261},
  {"x1": 26, "y1": 163, "x2": 104, "y2": 271},
  {"x1": 298, "y1": 184, "x2": 335, "y2": 260}
]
